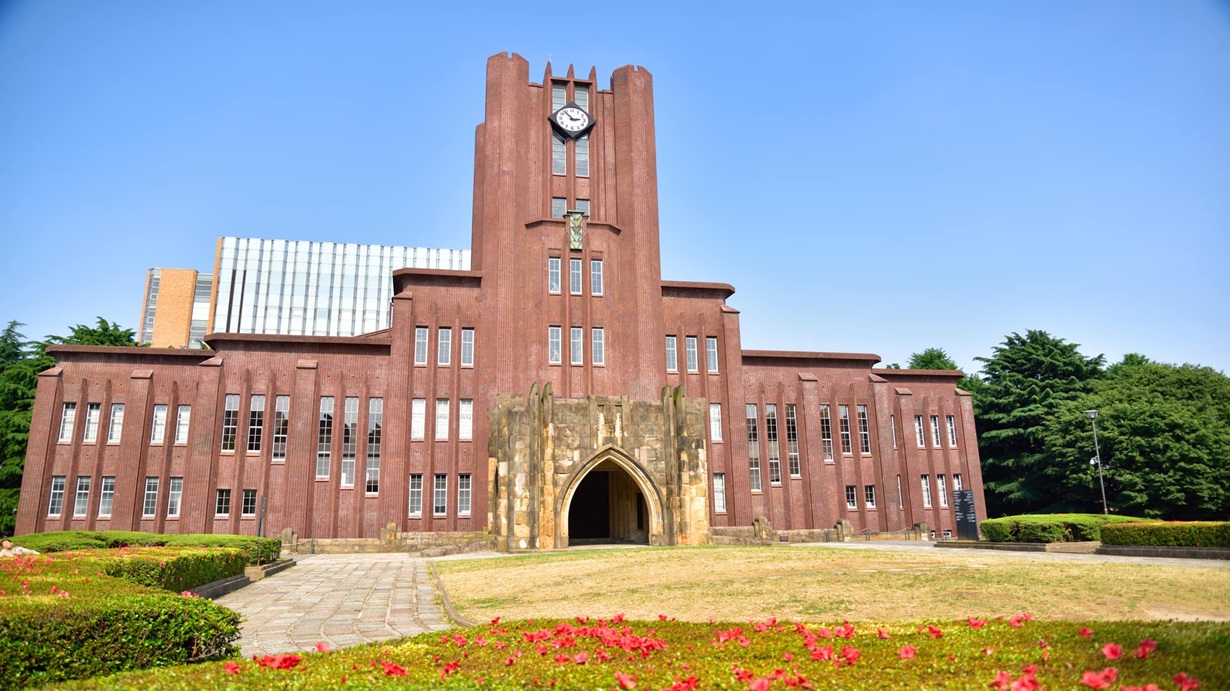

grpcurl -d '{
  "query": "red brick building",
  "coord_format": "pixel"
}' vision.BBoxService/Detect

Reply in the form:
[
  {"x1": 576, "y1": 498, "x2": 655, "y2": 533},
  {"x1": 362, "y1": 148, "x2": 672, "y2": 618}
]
[{"x1": 16, "y1": 54, "x2": 986, "y2": 549}]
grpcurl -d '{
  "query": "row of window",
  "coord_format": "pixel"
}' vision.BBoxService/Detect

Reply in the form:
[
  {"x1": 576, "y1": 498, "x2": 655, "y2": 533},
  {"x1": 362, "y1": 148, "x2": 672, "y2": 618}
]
[
  {"x1": 547, "y1": 257, "x2": 603, "y2": 296},
  {"x1": 58, "y1": 402, "x2": 194, "y2": 446},
  {"x1": 666, "y1": 335, "x2": 718, "y2": 373},
  {"x1": 551, "y1": 81, "x2": 591, "y2": 177},
  {"x1": 920, "y1": 473, "x2": 963, "y2": 508},
  {"x1": 407, "y1": 473, "x2": 471, "y2": 517},
  {"x1": 742, "y1": 403, "x2": 803, "y2": 491},
  {"x1": 912, "y1": 415, "x2": 960, "y2": 449},
  {"x1": 551, "y1": 198, "x2": 590, "y2": 220},
  {"x1": 413, "y1": 327, "x2": 475, "y2": 367},
  {"x1": 547, "y1": 326, "x2": 605, "y2": 366}
]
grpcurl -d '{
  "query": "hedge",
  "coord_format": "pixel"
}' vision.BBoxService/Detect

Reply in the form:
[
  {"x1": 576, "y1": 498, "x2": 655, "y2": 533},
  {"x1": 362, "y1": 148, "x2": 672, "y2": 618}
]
[
  {"x1": 980, "y1": 514, "x2": 1153, "y2": 543},
  {"x1": 14, "y1": 530, "x2": 282, "y2": 565},
  {"x1": 1100, "y1": 521, "x2": 1230, "y2": 549}
]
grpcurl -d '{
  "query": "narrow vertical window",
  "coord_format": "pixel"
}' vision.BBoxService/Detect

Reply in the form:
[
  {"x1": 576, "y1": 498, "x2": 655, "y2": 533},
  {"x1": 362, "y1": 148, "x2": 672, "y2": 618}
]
[
  {"x1": 150, "y1": 404, "x2": 168, "y2": 444},
  {"x1": 98, "y1": 476, "x2": 115, "y2": 517},
  {"x1": 271, "y1": 397, "x2": 288, "y2": 460},
  {"x1": 708, "y1": 403, "x2": 723, "y2": 442},
  {"x1": 316, "y1": 396, "x2": 334, "y2": 478},
  {"x1": 592, "y1": 328, "x2": 605, "y2": 365},
  {"x1": 921, "y1": 475, "x2": 932, "y2": 508},
  {"x1": 58, "y1": 403, "x2": 76, "y2": 442},
  {"x1": 915, "y1": 415, "x2": 926, "y2": 448},
  {"x1": 890, "y1": 414, "x2": 898, "y2": 449},
  {"x1": 549, "y1": 326, "x2": 562, "y2": 364},
  {"x1": 408, "y1": 474, "x2": 423, "y2": 516},
  {"x1": 221, "y1": 394, "x2": 239, "y2": 451},
  {"x1": 552, "y1": 82, "x2": 567, "y2": 110},
  {"x1": 167, "y1": 477, "x2": 183, "y2": 517},
  {"x1": 461, "y1": 328, "x2": 475, "y2": 366},
  {"x1": 552, "y1": 134, "x2": 566, "y2": 175},
  {"x1": 435, "y1": 398, "x2": 450, "y2": 440},
  {"x1": 83, "y1": 403, "x2": 101, "y2": 443},
  {"x1": 410, "y1": 398, "x2": 426, "y2": 440},
  {"x1": 819, "y1": 404, "x2": 834, "y2": 461},
  {"x1": 458, "y1": 474, "x2": 472, "y2": 516},
  {"x1": 846, "y1": 485, "x2": 858, "y2": 510},
  {"x1": 685, "y1": 336, "x2": 698, "y2": 372},
  {"x1": 438, "y1": 327, "x2": 452, "y2": 366},
  {"x1": 665, "y1": 336, "x2": 677, "y2": 372},
  {"x1": 785, "y1": 404, "x2": 800, "y2": 476},
  {"x1": 838, "y1": 404, "x2": 852, "y2": 455},
  {"x1": 953, "y1": 474, "x2": 963, "y2": 491},
  {"x1": 931, "y1": 415, "x2": 942, "y2": 448},
  {"x1": 765, "y1": 404, "x2": 781, "y2": 485},
  {"x1": 107, "y1": 403, "x2": 125, "y2": 443},
  {"x1": 241, "y1": 489, "x2": 257, "y2": 516},
  {"x1": 590, "y1": 259, "x2": 603, "y2": 295},
  {"x1": 175, "y1": 404, "x2": 192, "y2": 445},
  {"x1": 937, "y1": 474, "x2": 948, "y2": 507},
  {"x1": 48, "y1": 476, "x2": 66, "y2": 516},
  {"x1": 142, "y1": 477, "x2": 159, "y2": 517},
  {"x1": 746, "y1": 404, "x2": 761, "y2": 492},
  {"x1": 706, "y1": 337, "x2": 719, "y2": 372},
  {"x1": 433, "y1": 474, "x2": 447, "y2": 515},
  {"x1": 713, "y1": 473, "x2": 727, "y2": 513},
  {"x1": 215, "y1": 489, "x2": 231, "y2": 516},
  {"x1": 857, "y1": 404, "x2": 872, "y2": 454},
  {"x1": 548, "y1": 257, "x2": 561, "y2": 293},
  {"x1": 551, "y1": 197, "x2": 567, "y2": 218},
  {"x1": 569, "y1": 259, "x2": 582, "y2": 295},
  {"x1": 575, "y1": 134, "x2": 589, "y2": 177},
  {"x1": 366, "y1": 398, "x2": 382, "y2": 494},
  {"x1": 574, "y1": 83, "x2": 589, "y2": 110},
  {"x1": 865, "y1": 485, "x2": 877, "y2": 508},
  {"x1": 414, "y1": 327, "x2": 429, "y2": 365},
  {"x1": 570, "y1": 327, "x2": 584, "y2": 365},
  {"x1": 341, "y1": 396, "x2": 358, "y2": 486},
  {"x1": 247, "y1": 395, "x2": 264, "y2": 452},
  {"x1": 73, "y1": 476, "x2": 91, "y2": 517},
  {"x1": 947, "y1": 415, "x2": 958, "y2": 447},
  {"x1": 576, "y1": 199, "x2": 590, "y2": 217},
  {"x1": 459, "y1": 399, "x2": 473, "y2": 440},
  {"x1": 897, "y1": 474, "x2": 904, "y2": 508}
]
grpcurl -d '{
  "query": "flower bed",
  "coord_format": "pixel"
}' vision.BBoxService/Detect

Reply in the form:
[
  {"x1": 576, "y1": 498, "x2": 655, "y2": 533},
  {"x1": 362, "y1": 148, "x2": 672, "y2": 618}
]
[
  {"x1": 58, "y1": 615, "x2": 1228, "y2": 690},
  {"x1": 1101, "y1": 521, "x2": 1230, "y2": 549},
  {"x1": 981, "y1": 513, "x2": 1153, "y2": 543},
  {"x1": 14, "y1": 530, "x2": 283, "y2": 565}
]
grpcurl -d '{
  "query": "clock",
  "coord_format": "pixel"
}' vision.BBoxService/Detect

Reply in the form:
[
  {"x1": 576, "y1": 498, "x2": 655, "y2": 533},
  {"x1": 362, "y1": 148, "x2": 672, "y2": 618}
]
[{"x1": 550, "y1": 101, "x2": 595, "y2": 139}]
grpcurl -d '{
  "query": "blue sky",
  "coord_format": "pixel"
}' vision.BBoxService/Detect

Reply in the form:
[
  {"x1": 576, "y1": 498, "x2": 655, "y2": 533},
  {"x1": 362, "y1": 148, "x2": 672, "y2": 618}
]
[{"x1": 1, "y1": 1, "x2": 1227, "y2": 374}]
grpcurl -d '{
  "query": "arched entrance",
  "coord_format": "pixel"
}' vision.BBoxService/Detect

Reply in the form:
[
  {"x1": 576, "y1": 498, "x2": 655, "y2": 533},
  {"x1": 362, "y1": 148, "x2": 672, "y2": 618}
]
[{"x1": 557, "y1": 447, "x2": 666, "y2": 548}]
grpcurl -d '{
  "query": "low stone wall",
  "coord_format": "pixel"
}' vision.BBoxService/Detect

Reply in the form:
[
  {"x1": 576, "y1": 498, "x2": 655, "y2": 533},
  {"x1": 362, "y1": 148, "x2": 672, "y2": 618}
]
[
  {"x1": 935, "y1": 541, "x2": 1100, "y2": 553},
  {"x1": 283, "y1": 531, "x2": 495, "y2": 555}
]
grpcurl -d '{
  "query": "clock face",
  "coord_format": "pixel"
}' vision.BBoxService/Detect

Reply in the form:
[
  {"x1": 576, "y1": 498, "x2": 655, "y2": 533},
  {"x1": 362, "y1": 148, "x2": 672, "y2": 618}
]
[{"x1": 550, "y1": 101, "x2": 594, "y2": 138}]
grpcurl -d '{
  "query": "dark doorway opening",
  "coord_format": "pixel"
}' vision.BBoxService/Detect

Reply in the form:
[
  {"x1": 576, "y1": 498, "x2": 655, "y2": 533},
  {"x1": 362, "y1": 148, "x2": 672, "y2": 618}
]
[
  {"x1": 569, "y1": 470, "x2": 610, "y2": 539},
  {"x1": 566, "y1": 461, "x2": 651, "y2": 546}
]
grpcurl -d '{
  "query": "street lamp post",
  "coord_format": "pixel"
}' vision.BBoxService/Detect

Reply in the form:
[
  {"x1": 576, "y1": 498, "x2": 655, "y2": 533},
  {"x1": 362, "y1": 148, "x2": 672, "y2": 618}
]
[{"x1": 1085, "y1": 410, "x2": 1107, "y2": 515}]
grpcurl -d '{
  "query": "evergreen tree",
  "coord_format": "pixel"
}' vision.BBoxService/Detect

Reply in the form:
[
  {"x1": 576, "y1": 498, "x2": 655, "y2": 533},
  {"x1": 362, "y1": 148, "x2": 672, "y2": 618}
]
[{"x1": 907, "y1": 347, "x2": 983, "y2": 393}]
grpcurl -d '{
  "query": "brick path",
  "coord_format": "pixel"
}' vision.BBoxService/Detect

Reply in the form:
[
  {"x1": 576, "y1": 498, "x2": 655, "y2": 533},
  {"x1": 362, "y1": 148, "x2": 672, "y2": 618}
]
[{"x1": 215, "y1": 553, "x2": 452, "y2": 657}]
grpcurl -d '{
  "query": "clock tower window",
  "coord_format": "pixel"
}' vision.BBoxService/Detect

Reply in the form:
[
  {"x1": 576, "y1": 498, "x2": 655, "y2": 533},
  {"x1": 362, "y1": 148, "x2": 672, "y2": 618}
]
[
  {"x1": 552, "y1": 135, "x2": 567, "y2": 175},
  {"x1": 552, "y1": 82, "x2": 567, "y2": 111},
  {"x1": 552, "y1": 197, "x2": 567, "y2": 218},
  {"x1": 575, "y1": 135, "x2": 590, "y2": 177}
]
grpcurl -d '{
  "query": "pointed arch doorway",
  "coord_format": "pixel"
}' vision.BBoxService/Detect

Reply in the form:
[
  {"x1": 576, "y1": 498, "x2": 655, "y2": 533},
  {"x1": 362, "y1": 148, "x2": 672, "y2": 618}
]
[{"x1": 557, "y1": 447, "x2": 666, "y2": 548}]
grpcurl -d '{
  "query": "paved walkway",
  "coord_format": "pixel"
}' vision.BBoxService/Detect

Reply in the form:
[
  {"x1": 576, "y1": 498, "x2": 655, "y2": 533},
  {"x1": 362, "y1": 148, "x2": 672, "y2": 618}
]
[{"x1": 215, "y1": 553, "x2": 452, "y2": 657}]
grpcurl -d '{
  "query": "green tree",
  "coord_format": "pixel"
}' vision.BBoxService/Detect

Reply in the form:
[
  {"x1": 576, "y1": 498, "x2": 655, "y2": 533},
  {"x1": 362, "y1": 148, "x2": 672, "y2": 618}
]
[
  {"x1": 1042, "y1": 360, "x2": 1230, "y2": 519},
  {"x1": 973, "y1": 330, "x2": 1104, "y2": 516},
  {"x1": 907, "y1": 347, "x2": 983, "y2": 394},
  {"x1": 47, "y1": 317, "x2": 138, "y2": 347}
]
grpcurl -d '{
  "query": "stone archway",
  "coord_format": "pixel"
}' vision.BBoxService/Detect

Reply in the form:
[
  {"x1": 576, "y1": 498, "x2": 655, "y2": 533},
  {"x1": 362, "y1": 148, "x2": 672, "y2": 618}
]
[{"x1": 556, "y1": 446, "x2": 666, "y2": 549}]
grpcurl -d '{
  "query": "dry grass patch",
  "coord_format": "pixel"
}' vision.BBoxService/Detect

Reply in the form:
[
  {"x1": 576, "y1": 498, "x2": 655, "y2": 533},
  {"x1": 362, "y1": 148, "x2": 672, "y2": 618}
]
[{"x1": 434, "y1": 545, "x2": 1230, "y2": 624}]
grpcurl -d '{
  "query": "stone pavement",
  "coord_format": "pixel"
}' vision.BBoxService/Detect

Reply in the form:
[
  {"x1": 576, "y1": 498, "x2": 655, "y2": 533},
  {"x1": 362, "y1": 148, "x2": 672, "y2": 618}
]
[{"x1": 214, "y1": 553, "x2": 452, "y2": 657}]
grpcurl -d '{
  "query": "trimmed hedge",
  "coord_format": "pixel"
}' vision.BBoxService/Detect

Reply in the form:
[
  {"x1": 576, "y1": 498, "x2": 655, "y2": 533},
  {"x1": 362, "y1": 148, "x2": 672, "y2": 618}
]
[
  {"x1": 15, "y1": 530, "x2": 282, "y2": 565},
  {"x1": 981, "y1": 514, "x2": 1153, "y2": 543},
  {"x1": 1100, "y1": 521, "x2": 1230, "y2": 548}
]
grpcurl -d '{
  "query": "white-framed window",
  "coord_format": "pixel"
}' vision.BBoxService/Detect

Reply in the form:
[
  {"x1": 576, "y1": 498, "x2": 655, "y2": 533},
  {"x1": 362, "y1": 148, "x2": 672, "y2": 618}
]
[
  {"x1": 570, "y1": 327, "x2": 584, "y2": 365},
  {"x1": 838, "y1": 404, "x2": 852, "y2": 455},
  {"x1": 665, "y1": 336, "x2": 678, "y2": 372},
  {"x1": 921, "y1": 475, "x2": 932, "y2": 508},
  {"x1": 459, "y1": 399, "x2": 473, "y2": 441},
  {"x1": 48, "y1": 476, "x2": 66, "y2": 516},
  {"x1": 435, "y1": 398, "x2": 450, "y2": 440},
  {"x1": 548, "y1": 326, "x2": 562, "y2": 364},
  {"x1": 107, "y1": 403, "x2": 124, "y2": 443},
  {"x1": 241, "y1": 489, "x2": 257, "y2": 516},
  {"x1": 819, "y1": 404, "x2": 834, "y2": 461},
  {"x1": 551, "y1": 197, "x2": 567, "y2": 218},
  {"x1": 890, "y1": 414, "x2": 898, "y2": 449},
  {"x1": 150, "y1": 404, "x2": 168, "y2": 444},
  {"x1": 341, "y1": 396, "x2": 358, "y2": 487},
  {"x1": 708, "y1": 403, "x2": 723, "y2": 442},
  {"x1": 58, "y1": 403, "x2": 76, "y2": 443},
  {"x1": 247, "y1": 395, "x2": 264, "y2": 453},
  {"x1": 915, "y1": 415, "x2": 926, "y2": 448},
  {"x1": 433, "y1": 474, "x2": 447, "y2": 516},
  {"x1": 548, "y1": 257, "x2": 561, "y2": 293},
  {"x1": 553, "y1": 81, "x2": 567, "y2": 108},
  {"x1": 83, "y1": 403, "x2": 101, "y2": 443},
  {"x1": 575, "y1": 134, "x2": 589, "y2": 177},
  {"x1": 366, "y1": 398, "x2": 383, "y2": 494},
  {"x1": 73, "y1": 476, "x2": 91, "y2": 517},
  {"x1": 746, "y1": 404, "x2": 761, "y2": 492},
  {"x1": 271, "y1": 397, "x2": 288, "y2": 459},
  {"x1": 408, "y1": 474, "x2": 423, "y2": 516},
  {"x1": 221, "y1": 394, "x2": 240, "y2": 451},
  {"x1": 410, "y1": 398, "x2": 426, "y2": 440},
  {"x1": 438, "y1": 327, "x2": 452, "y2": 366},
  {"x1": 766, "y1": 403, "x2": 781, "y2": 485},
  {"x1": 414, "y1": 327, "x2": 429, "y2": 365},
  {"x1": 171, "y1": 404, "x2": 190, "y2": 445},
  {"x1": 215, "y1": 488, "x2": 231, "y2": 516},
  {"x1": 98, "y1": 476, "x2": 115, "y2": 517},
  {"x1": 931, "y1": 415, "x2": 942, "y2": 448},
  {"x1": 846, "y1": 485, "x2": 858, "y2": 510},
  {"x1": 706, "y1": 337, "x2": 719, "y2": 373},
  {"x1": 142, "y1": 477, "x2": 159, "y2": 517},
  {"x1": 947, "y1": 415, "x2": 958, "y2": 447},
  {"x1": 461, "y1": 328, "x2": 475, "y2": 367},
  {"x1": 713, "y1": 473, "x2": 727, "y2": 513},
  {"x1": 576, "y1": 199, "x2": 590, "y2": 217},
  {"x1": 685, "y1": 336, "x2": 698, "y2": 372},
  {"x1": 570, "y1": 259, "x2": 583, "y2": 295},
  {"x1": 857, "y1": 404, "x2": 872, "y2": 454},
  {"x1": 865, "y1": 484, "x2": 877, "y2": 509},
  {"x1": 316, "y1": 396, "x2": 334, "y2": 478},
  {"x1": 897, "y1": 474, "x2": 904, "y2": 509},
  {"x1": 458, "y1": 474, "x2": 472, "y2": 516},
  {"x1": 592, "y1": 328, "x2": 605, "y2": 366},
  {"x1": 785, "y1": 404, "x2": 800, "y2": 476},
  {"x1": 937, "y1": 474, "x2": 948, "y2": 507},
  {"x1": 167, "y1": 477, "x2": 183, "y2": 517},
  {"x1": 552, "y1": 134, "x2": 566, "y2": 175},
  {"x1": 590, "y1": 259, "x2": 603, "y2": 295},
  {"x1": 953, "y1": 474, "x2": 963, "y2": 491}
]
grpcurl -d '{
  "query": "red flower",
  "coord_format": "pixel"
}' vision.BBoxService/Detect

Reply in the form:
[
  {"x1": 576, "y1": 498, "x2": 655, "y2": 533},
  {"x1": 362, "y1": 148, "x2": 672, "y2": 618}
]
[
  {"x1": 1135, "y1": 638, "x2": 1158, "y2": 659},
  {"x1": 877, "y1": 627, "x2": 890, "y2": 639},
  {"x1": 256, "y1": 654, "x2": 302, "y2": 670},
  {"x1": 928, "y1": 625, "x2": 944, "y2": 639},
  {"x1": 504, "y1": 656, "x2": 516, "y2": 666},
  {"x1": 1008, "y1": 615, "x2": 1025, "y2": 628},
  {"x1": 1101, "y1": 643, "x2": 1122, "y2": 660},
  {"x1": 1079, "y1": 627, "x2": 1094, "y2": 638},
  {"x1": 841, "y1": 646, "x2": 861, "y2": 665},
  {"x1": 1121, "y1": 686, "x2": 1163, "y2": 691},
  {"x1": 982, "y1": 648, "x2": 995, "y2": 655},
  {"x1": 382, "y1": 661, "x2": 407, "y2": 676},
  {"x1": 733, "y1": 664, "x2": 754, "y2": 682},
  {"x1": 898, "y1": 645, "x2": 917, "y2": 659},
  {"x1": 783, "y1": 652, "x2": 794, "y2": 661},
  {"x1": 968, "y1": 617, "x2": 988, "y2": 629},
  {"x1": 810, "y1": 644, "x2": 833, "y2": 662},
  {"x1": 749, "y1": 678, "x2": 771, "y2": 691},
  {"x1": 1079, "y1": 668, "x2": 1118, "y2": 689},
  {"x1": 490, "y1": 616, "x2": 501, "y2": 626},
  {"x1": 615, "y1": 671, "x2": 637, "y2": 689},
  {"x1": 314, "y1": 641, "x2": 331, "y2": 653},
  {"x1": 990, "y1": 670, "x2": 1013, "y2": 689},
  {"x1": 1173, "y1": 672, "x2": 1201, "y2": 690},
  {"x1": 223, "y1": 661, "x2": 240, "y2": 675},
  {"x1": 573, "y1": 651, "x2": 589, "y2": 664},
  {"x1": 442, "y1": 660, "x2": 460, "y2": 675},
  {"x1": 453, "y1": 633, "x2": 468, "y2": 647},
  {"x1": 554, "y1": 654, "x2": 570, "y2": 665}
]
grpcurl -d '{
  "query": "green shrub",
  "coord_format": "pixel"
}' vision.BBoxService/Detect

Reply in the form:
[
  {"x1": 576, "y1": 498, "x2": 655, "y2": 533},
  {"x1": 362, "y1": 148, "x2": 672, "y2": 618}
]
[
  {"x1": 15, "y1": 530, "x2": 282, "y2": 565},
  {"x1": 980, "y1": 514, "x2": 1155, "y2": 543},
  {"x1": 91, "y1": 546, "x2": 248, "y2": 591},
  {"x1": 1101, "y1": 521, "x2": 1230, "y2": 548}
]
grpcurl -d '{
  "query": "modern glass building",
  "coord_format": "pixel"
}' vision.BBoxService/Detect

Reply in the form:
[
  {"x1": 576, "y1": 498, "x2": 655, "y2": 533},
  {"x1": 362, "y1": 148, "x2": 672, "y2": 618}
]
[{"x1": 138, "y1": 269, "x2": 213, "y2": 348}]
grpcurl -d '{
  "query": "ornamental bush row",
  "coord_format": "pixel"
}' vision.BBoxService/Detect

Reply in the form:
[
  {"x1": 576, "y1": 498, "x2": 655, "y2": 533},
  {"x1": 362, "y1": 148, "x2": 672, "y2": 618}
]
[
  {"x1": 14, "y1": 530, "x2": 282, "y2": 565},
  {"x1": 980, "y1": 513, "x2": 1151, "y2": 543},
  {"x1": 1100, "y1": 521, "x2": 1230, "y2": 548}
]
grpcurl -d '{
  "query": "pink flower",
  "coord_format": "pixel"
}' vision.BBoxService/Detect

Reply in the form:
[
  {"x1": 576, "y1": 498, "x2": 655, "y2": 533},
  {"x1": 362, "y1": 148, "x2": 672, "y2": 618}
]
[
  {"x1": 573, "y1": 651, "x2": 589, "y2": 664},
  {"x1": 1173, "y1": 672, "x2": 1201, "y2": 690},
  {"x1": 877, "y1": 627, "x2": 891, "y2": 639},
  {"x1": 1101, "y1": 643, "x2": 1122, "y2": 660},
  {"x1": 1078, "y1": 627, "x2": 1094, "y2": 638},
  {"x1": 256, "y1": 654, "x2": 302, "y2": 670},
  {"x1": 749, "y1": 678, "x2": 771, "y2": 691},
  {"x1": 315, "y1": 642, "x2": 331, "y2": 653},
  {"x1": 898, "y1": 645, "x2": 916, "y2": 659},
  {"x1": 1135, "y1": 638, "x2": 1158, "y2": 659},
  {"x1": 224, "y1": 661, "x2": 240, "y2": 675},
  {"x1": 990, "y1": 670, "x2": 1013, "y2": 689},
  {"x1": 928, "y1": 625, "x2": 944, "y2": 639},
  {"x1": 615, "y1": 671, "x2": 637, "y2": 689},
  {"x1": 968, "y1": 617, "x2": 988, "y2": 629},
  {"x1": 554, "y1": 653, "x2": 570, "y2": 665},
  {"x1": 1079, "y1": 668, "x2": 1117, "y2": 689},
  {"x1": 382, "y1": 661, "x2": 407, "y2": 676},
  {"x1": 1120, "y1": 686, "x2": 1163, "y2": 691},
  {"x1": 841, "y1": 646, "x2": 861, "y2": 665}
]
